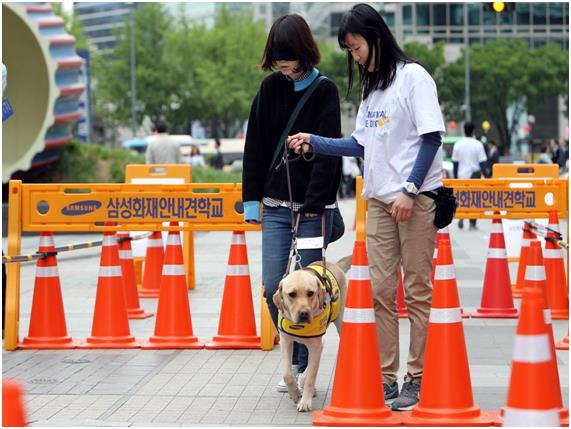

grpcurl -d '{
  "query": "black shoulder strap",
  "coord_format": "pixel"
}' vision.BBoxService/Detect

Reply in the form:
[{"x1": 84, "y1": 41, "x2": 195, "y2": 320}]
[{"x1": 270, "y1": 75, "x2": 328, "y2": 170}]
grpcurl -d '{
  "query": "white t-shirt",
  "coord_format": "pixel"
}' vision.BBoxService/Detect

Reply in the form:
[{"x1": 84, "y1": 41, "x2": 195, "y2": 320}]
[
  {"x1": 451, "y1": 137, "x2": 487, "y2": 178},
  {"x1": 352, "y1": 63, "x2": 445, "y2": 204}
]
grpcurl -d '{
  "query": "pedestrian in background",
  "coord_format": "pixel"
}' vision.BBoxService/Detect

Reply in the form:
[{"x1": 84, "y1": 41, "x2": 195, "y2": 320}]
[
  {"x1": 538, "y1": 142, "x2": 553, "y2": 164},
  {"x1": 242, "y1": 13, "x2": 342, "y2": 392},
  {"x1": 188, "y1": 145, "x2": 205, "y2": 167},
  {"x1": 145, "y1": 120, "x2": 182, "y2": 164},
  {"x1": 552, "y1": 138, "x2": 568, "y2": 169},
  {"x1": 485, "y1": 139, "x2": 500, "y2": 178},
  {"x1": 210, "y1": 138, "x2": 224, "y2": 170},
  {"x1": 287, "y1": 3, "x2": 445, "y2": 410},
  {"x1": 452, "y1": 121, "x2": 487, "y2": 230}
]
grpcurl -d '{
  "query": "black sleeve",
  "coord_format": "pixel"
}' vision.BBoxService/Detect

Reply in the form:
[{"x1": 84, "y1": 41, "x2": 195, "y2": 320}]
[
  {"x1": 302, "y1": 80, "x2": 342, "y2": 214},
  {"x1": 242, "y1": 83, "x2": 268, "y2": 203}
]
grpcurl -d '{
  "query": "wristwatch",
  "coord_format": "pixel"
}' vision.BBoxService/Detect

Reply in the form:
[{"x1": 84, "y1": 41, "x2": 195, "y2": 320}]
[{"x1": 404, "y1": 182, "x2": 419, "y2": 195}]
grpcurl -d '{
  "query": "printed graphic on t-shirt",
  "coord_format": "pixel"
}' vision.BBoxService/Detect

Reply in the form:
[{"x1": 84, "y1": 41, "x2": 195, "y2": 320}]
[{"x1": 363, "y1": 102, "x2": 396, "y2": 138}]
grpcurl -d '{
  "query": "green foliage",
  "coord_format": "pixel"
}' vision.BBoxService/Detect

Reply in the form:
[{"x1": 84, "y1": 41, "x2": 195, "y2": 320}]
[
  {"x1": 439, "y1": 40, "x2": 569, "y2": 151},
  {"x1": 318, "y1": 42, "x2": 360, "y2": 113},
  {"x1": 404, "y1": 41, "x2": 445, "y2": 77},
  {"x1": 51, "y1": 3, "x2": 89, "y2": 51}
]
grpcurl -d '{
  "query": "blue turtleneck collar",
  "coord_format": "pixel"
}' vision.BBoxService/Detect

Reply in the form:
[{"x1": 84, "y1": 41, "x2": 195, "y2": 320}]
[{"x1": 294, "y1": 68, "x2": 319, "y2": 92}]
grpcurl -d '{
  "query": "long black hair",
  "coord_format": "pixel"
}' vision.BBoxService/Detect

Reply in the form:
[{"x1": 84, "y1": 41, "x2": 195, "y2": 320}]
[{"x1": 338, "y1": 3, "x2": 414, "y2": 100}]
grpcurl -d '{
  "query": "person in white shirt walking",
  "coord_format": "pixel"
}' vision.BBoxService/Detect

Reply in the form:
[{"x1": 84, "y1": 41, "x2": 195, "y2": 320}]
[
  {"x1": 451, "y1": 122, "x2": 487, "y2": 230},
  {"x1": 145, "y1": 120, "x2": 182, "y2": 165}
]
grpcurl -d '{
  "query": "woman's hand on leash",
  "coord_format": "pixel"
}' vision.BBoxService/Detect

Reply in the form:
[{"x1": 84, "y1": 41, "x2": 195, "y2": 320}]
[
  {"x1": 391, "y1": 192, "x2": 414, "y2": 223},
  {"x1": 287, "y1": 133, "x2": 310, "y2": 154}
]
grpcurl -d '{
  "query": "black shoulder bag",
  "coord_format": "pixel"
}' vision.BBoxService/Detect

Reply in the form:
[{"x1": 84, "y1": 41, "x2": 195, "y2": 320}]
[{"x1": 421, "y1": 186, "x2": 458, "y2": 229}]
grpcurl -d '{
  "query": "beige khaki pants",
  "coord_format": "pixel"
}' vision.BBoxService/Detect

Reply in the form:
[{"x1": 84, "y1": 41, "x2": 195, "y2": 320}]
[{"x1": 366, "y1": 195, "x2": 436, "y2": 383}]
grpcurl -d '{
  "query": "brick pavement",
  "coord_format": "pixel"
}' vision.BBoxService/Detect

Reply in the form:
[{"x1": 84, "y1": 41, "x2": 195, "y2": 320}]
[{"x1": 2, "y1": 198, "x2": 569, "y2": 426}]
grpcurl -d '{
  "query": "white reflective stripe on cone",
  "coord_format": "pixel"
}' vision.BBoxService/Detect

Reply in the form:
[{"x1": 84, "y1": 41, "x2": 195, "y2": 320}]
[
  {"x1": 36, "y1": 266, "x2": 59, "y2": 278},
  {"x1": 503, "y1": 407, "x2": 560, "y2": 427},
  {"x1": 488, "y1": 248, "x2": 507, "y2": 259},
  {"x1": 433, "y1": 248, "x2": 438, "y2": 258},
  {"x1": 491, "y1": 223, "x2": 504, "y2": 233},
  {"x1": 39, "y1": 235, "x2": 54, "y2": 247},
  {"x1": 525, "y1": 265, "x2": 546, "y2": 281},
  {"x1": 147, "y1": 238, "x2": 163, "y2": 247},
  {"x1": 118, "y1": 250, "x2": 133, "y2": 260},
  {"x1": 227, "y1": 265, "x2": 249, "y2": 276},
  {"x1": 99, "y1": 266, "x2": 122, "y2": 277},
  {"x1": 162, "y1": 264, "x2": 185, "y2": 276},
  {"x1": 166, "y1": 234, "x2": 181, "y2": 246},
  {"x1": 429, "y1": 307, "x2": 462, "y2": 324},
  {"x1": 103, "y1": 235, "x2": 117, "y2": 246},
  {"x1": 548, "y1": 223, "x2": 560, "y2": 233},
  {"x1": 543, "y1": 309, "x2": 552, "y2": 325},
  {"x1": 348, "y1": 265, "x2": 370, "y2": 281},
  {"x1": 232, "y1": 233, "x2": 246, "y2": 245},
  {"x1": 543, "y1": 248, "x2": 564, "y2": 259},
  {"x1": 343, "y1": 307, "x2": 375, "y2": 324},
  {"x1": 434, "y1": 264, "x2": 455, "y2": 281},
  {"x1": 512, "y1": 334, "x2": 551, "y2": 363},
  {"x1": 520, "y1": 238, "x2": 531, "y2": 247}
]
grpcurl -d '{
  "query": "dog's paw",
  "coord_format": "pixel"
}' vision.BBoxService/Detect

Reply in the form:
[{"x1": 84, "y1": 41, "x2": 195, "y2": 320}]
[
  {"x1": 296, "y1": 397, "x2": 312, "y2": 412},
  {"x1": 288, "y1": 387, "x2": 302, "y2": 404}
]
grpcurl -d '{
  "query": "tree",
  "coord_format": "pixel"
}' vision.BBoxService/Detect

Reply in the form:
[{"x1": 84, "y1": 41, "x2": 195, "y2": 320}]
[
  {"x1": 439, "y1": 40, "x2": 568, "y2": 153},
  {"x1": 93, "y1": 4, "x2": 177, "y2": 132},
  {"x1": 404, "y1": 41, "x2": 445, "y2": 78}
]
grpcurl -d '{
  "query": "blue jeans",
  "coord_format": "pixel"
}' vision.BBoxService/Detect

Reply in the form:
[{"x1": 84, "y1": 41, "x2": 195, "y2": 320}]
[{"x1": 262, "y1": 206, "x2": 333, "y2": 373}]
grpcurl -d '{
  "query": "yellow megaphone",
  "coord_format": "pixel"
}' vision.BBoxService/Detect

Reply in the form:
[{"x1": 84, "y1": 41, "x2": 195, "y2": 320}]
[{"x1": 2, "y1": 3, "x2": 84, "y2": 182}]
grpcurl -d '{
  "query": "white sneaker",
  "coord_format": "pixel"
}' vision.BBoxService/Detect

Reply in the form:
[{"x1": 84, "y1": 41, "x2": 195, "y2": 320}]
[{"x1": 277, "y1": 364, "x2": 299, "y2": 392}]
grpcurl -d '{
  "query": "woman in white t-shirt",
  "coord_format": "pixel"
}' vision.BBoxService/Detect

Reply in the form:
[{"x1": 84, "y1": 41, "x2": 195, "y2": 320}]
[{"x1": 287, "y1": 3, "x2": 445, "y2": 411}]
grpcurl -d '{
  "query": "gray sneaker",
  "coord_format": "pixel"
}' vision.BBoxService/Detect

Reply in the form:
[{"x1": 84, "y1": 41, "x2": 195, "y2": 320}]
[
  {"x1": 383, "y1": 381, "x2": 399, "y2": 403},
  {"x1": 391, "y1": 379, "x2": 421, "y2": 411}
]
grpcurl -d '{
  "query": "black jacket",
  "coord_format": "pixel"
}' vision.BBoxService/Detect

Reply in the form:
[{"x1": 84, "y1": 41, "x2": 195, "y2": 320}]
[{"x1": 242, "y1": 72, "x2": 342, "y2": 214}]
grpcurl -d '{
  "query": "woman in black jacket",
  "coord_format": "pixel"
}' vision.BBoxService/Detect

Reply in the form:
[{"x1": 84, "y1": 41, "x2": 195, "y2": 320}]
[{"x1": 242, "y1": 13, "x2": 342, "y2": 392}]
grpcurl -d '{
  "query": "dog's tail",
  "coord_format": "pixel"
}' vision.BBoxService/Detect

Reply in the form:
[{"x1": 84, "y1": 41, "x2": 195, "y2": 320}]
[{"x1": 336, "y1": 255, "x2": 353, "y2": 273}]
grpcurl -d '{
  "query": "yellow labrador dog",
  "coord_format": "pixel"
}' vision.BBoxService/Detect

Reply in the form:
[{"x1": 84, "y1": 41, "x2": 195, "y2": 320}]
[{"x1": 273, "y1": 256, "x2": 352, "y2": 412}]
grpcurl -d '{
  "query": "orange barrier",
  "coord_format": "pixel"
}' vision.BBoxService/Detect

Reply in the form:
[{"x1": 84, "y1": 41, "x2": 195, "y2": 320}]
[
  {"x1": 142, "y1": 223, "x2": 204, "y2": 349},
  {"x1": 492, "y1": 163, "x2": 560, "y2": 180},
  {"x1": 206, "y1": 231, "x2": 260, "y2": 349},
  {"x1": 117, "y1": 231, "x2": 153, "y2": 319},
  {"x1": 19, "y1": 233, "x2": 75, "y2": 349},
  {"x1": 2, "y1": 379, "x2": 27, "y2": 427},
  {"x1": 139, "y1": 231, "x2": 164, "y2": 299},
  {"x1": 499, "y1": 286, "x2": 562, "y2": 427},
  {"x1": 471, "y1": 217, "x2": 518, "y2": 318},
  {"x1": 4, "y1": 179, "x2": 260, "y2": 351},
  {"x1": 80, "y1": 230, "x2": 140, "y2": 349},
  {"x1": 544, "y1": 211, "x2": 569, "y2": 320},
  {"x1": 313, "y1": 240, "x2": 400, "y2": 426},
  {"x1": 125, "y1": 164, "x2": 196, "y2": 290},
  {"x1": 402, "y1": 239, "x2": 492, "y2": 426}
]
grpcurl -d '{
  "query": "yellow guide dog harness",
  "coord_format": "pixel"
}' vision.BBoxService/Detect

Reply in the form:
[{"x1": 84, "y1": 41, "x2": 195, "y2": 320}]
[{"x1": 278, "y1": 265, "x2": 341, "y2": 338}]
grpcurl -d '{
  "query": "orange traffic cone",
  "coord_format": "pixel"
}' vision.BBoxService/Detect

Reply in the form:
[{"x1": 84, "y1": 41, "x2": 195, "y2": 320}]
[
  {"x1": 512, "y1": 223, "x2": 536, "y2": 298},
  {"x1": 2, "y1": 379, "x2": 27, "y2": 427},
  {"x1": 402, "y1": 239, "x2": 493, "y2": 426},
  {"x1": 142, "y1": 224, "x2": 204, "y2": 349},
  {"x1": 432, "y1": 227, "x2": 451, "y2": 283},
  {"x1": 313, "y1": 240, "x2": 400, "y2": 426},
  {"x1": 471, "y1": 217, "x2": 518, "y2": 318},
  {"x1": 117, "y1": 232, "x2": 153, "y2": 319},
  {"x1": 499, "y1": 287, "x2": 562, "y2": 427},
  {"x1": 543, "y1": 211, "x2": 568, "y2": 320},
  {"x1": 516, "y1": 241, "x2": 568, "y2": 425},
  {"x1": 556, "y1": 330, "x2": 569, "y2": 350},
  {"x1": 139, "y1": 231, "x2": 164, "y2": 298},
  {"x1": 20, "y1": 233, "x2": 75, "y2": 349},
  {"x1": 206, "y1": 231, "x2": 260, "y2": 349},
  {"x1": 397, "y1": 267, "x2": 408, "y2": 319},
  {"x1": 80, "y1": 231, "x2": 139, "y2": 348}
]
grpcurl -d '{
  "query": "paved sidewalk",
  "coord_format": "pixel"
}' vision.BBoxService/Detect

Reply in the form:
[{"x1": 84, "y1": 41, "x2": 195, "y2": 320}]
[{"x1": 3, "y1": 198, "x2": 569, "y2": 426}]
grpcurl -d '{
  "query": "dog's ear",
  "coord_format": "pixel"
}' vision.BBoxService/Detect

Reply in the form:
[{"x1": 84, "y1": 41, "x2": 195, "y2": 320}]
[
  {"x1": 317, "y1": 281, "x2": 327, "y2": 310},
  {"x1": 273, "y1": 281, "x2": 286, "y2": 314}
]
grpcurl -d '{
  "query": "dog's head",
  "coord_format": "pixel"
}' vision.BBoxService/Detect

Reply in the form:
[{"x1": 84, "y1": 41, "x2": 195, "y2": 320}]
[{"x1": 273, "y1": 270, "x2": 327, "y2": 324}]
